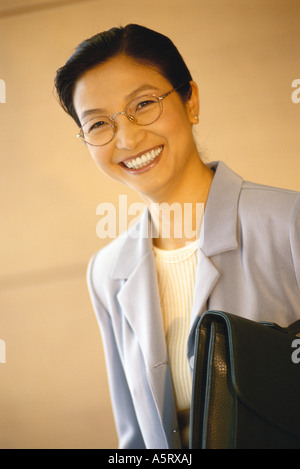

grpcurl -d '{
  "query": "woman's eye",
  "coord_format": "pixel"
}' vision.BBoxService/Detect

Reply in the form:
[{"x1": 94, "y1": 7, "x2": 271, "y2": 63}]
[
  {"x1": 88, "y1": 120, "x2": 109, "y2": 133},
  {"x1": 136, "y1": 99, "x2": 155, "y2": 111}
]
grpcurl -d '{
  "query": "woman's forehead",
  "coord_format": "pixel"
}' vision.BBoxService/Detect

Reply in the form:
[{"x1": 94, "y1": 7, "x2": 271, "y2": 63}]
[
  {"x1": 79, "y1": 55, "x2": 168, "y2": 88},
  {"x1": 73, "y1": 55, "x2": 171, "y2": 117}
]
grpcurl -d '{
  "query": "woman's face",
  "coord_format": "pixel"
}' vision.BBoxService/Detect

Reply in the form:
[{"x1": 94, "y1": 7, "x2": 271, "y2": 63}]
[{"x1": 73, "y1": 55, "x2": 200, "y2": 201}]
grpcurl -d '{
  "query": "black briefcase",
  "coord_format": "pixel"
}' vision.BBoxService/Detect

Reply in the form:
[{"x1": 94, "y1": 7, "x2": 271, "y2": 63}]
[{"x1": 190, "y1": 310, "x2": 300, "y2": 449}]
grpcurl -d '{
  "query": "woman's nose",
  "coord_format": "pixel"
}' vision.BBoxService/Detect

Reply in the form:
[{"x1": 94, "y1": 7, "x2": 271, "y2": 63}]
[{"x1": 114, "y1": 115, "x2": 145, "y2": 150}]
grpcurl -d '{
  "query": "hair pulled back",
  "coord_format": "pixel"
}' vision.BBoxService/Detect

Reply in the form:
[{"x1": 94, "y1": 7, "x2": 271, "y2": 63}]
[{"x1": 55, "y1": 24, "x2": 193, "y2": 127}]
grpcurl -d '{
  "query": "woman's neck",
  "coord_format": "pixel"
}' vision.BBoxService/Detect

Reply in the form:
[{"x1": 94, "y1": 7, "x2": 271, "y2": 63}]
[{"x1": 143, "y1": 157, "x2": 214, "y2": 250}]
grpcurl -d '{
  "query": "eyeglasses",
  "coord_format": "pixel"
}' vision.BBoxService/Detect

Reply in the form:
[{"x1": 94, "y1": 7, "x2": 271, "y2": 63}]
[{"x1": 77, "y1": 83, "x2": 189, "y2": 147}]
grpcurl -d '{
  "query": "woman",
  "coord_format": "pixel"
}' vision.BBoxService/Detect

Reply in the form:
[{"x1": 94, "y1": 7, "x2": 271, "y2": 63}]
[{"x1": 55, "y1": 24, "x2": 300, "y2": 449}]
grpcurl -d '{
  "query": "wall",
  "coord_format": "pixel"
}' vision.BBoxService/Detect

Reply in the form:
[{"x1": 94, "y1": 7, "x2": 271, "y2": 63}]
[{"x1": 0, "y1": 0, "x2": 299, "y2": 448}]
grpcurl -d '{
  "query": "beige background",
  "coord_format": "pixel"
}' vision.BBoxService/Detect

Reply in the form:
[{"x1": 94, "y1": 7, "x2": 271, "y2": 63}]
[{"x1": 0, "y1": 0, "x2": 299, "y2": 449}]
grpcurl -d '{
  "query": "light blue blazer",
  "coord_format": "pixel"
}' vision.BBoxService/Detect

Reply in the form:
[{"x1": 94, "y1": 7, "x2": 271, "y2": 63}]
[{"x1": 87, "y1": 161, "x2": 300, "y2": 449}]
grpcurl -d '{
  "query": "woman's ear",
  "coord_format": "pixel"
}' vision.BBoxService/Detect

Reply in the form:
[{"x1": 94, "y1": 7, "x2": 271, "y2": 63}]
[{"x1": 186, "y1": 81, "x2": 200, "y2": 124}]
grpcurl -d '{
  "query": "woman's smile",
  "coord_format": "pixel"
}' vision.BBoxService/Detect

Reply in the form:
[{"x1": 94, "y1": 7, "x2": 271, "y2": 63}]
[{"x1": 119, "y1": 145, "x2": 163, "y2": 173}]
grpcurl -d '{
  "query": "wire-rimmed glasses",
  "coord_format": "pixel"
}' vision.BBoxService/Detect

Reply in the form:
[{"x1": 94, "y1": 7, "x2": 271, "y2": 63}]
[{"x1": 76, "y1": 83, "x2": 189, "y2": 146}]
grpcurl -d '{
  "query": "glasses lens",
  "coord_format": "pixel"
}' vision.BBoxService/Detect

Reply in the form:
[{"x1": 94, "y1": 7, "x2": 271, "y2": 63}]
[
  {"x1": 79, "y1": 95, "x2": 162, "y2": 146},
  {"x1": 82, "y1": 117, "x2": 114, "y2": 146},
  {"x1": 127, "y1": 95, "x2": 162, "y2": 126}
]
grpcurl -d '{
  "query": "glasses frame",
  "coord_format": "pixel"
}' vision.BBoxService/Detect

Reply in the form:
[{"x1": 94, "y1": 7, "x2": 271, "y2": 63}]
[{"x1": 76, "y1": 83, "x2": 189, "y2": 147}]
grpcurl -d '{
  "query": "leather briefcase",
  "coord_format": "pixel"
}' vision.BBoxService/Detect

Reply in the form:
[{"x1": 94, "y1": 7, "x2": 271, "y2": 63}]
[{"x1": 190, "y1": 310, "x2": 300, "y2": 449}]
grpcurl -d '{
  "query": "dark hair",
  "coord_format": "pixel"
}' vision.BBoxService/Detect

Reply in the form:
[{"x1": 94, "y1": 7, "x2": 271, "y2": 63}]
[{"x1": 54, "y1": 24, "x2": 193, "y2": 127}]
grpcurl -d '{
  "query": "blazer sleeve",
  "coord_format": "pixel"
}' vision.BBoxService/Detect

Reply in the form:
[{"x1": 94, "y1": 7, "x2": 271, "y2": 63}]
[
  {"x1": 289, "y1": 196, "x2": 300, "y2": 292},
  {"x1": 87, "y1": 256, "x2": 145, "y2": 449}
]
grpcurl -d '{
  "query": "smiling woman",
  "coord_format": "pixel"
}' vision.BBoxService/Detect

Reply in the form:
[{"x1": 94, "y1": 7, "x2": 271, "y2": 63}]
[
  {"x1": 71, "y1": 55, "x2": 206, "y2": 205},
  {"x1": 54, "y1": 24, "x2": 300, "y2": 450}
]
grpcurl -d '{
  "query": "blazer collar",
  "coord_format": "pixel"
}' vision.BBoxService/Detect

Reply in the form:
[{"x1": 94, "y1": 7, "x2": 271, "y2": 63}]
[
  {"x1": 188, "y1": 161, "x2": 244, "y2": 363},
  {"x1": 109, "y1": 208, "x2": 153, "y2": 280},
  {"x1": 200, "y1": 161, "x2": 243, "y2": 257},
  {"x1": 109, "y1": 161, "x2": 244, "y2": 280}
]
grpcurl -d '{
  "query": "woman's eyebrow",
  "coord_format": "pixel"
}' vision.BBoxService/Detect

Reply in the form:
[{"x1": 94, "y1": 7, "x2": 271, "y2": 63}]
[
  {"x1": 80, "y1": 107, "x2": 106, "y2": 121},
  {"x1": 80, "y1": 84, "x2": 161, "y2": 122},
  {"x1": 125, "y1": 84, "x2": 160, "y2": 101}
]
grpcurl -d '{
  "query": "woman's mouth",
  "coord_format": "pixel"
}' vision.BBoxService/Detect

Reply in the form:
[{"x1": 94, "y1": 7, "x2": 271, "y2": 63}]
[{"x1": 121, "y1": 146, "x2": 163, "y2": 171}]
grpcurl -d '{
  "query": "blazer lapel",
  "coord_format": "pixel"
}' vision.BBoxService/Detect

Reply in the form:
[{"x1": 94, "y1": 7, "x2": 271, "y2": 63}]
[
  {"x1": 116, "y1": 250, "x2": 167, "y2": 368},
  {"x1": 188, "y1": 161, "x2": 244, "y2": 361},
  {"x1": 110, "y1": 209, "x2": 167, "y2": 367},
  {"x1": 110, "y1": 209, "x2": 179, "y2": 448}
]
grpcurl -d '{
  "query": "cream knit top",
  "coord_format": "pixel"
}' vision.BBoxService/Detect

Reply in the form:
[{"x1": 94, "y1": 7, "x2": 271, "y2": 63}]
[{"x1": 152, "y1": 238, "x2": 200, "y2": 411}]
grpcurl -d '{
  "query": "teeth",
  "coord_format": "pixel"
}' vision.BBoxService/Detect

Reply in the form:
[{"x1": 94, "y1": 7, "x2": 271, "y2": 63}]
[{"x1": 124, "y1": 146, "x2": 162, "y2": 169}]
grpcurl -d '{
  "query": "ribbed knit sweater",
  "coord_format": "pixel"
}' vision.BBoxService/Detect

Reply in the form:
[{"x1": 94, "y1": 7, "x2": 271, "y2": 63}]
[{"x1": 152, "y1": 238, "x2": 200, "y2": 411}]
